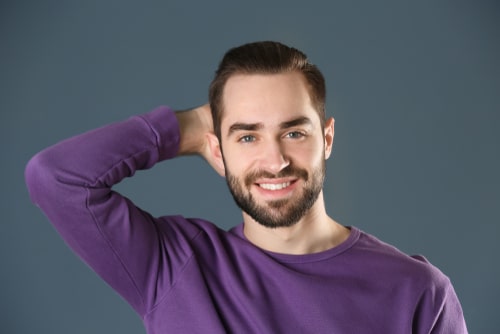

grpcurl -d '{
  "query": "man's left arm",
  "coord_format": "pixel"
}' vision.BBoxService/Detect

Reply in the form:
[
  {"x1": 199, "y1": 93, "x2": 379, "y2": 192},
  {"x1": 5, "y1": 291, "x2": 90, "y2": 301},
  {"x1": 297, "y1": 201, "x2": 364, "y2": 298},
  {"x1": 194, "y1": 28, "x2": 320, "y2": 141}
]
[{"x1": 414, "y1": 278, "x2": 468, "y2": 334}]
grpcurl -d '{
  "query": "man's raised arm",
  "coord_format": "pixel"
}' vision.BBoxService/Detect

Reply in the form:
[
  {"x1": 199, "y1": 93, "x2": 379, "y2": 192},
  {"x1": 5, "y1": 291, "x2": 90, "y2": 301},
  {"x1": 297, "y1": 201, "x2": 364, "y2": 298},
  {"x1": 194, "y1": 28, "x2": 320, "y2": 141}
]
[{"x1": 25, "y1": 105, "x2": 214, "y2": 316}]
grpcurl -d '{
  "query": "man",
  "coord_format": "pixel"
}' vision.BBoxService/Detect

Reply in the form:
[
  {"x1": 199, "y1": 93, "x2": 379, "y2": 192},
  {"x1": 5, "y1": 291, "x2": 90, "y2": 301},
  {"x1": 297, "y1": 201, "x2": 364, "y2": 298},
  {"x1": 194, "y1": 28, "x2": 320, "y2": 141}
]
[{"x1": 26, "y1": 41, "x2": 467, "y2": 333}]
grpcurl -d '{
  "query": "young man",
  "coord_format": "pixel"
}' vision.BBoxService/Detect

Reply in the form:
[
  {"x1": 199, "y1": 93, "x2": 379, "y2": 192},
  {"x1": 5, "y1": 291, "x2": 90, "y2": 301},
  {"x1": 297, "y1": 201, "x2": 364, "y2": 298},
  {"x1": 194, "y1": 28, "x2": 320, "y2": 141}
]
[{"x1": 26, "y1": 41, "x2": 467, "y2": 333}]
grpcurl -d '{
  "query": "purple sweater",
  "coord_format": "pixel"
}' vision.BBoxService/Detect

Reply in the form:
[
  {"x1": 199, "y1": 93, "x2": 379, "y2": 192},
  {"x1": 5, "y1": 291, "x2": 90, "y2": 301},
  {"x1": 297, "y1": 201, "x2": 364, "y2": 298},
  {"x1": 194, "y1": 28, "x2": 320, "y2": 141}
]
[{"x1": 25, "y1": 106, "x2": 467, "y2": 333}]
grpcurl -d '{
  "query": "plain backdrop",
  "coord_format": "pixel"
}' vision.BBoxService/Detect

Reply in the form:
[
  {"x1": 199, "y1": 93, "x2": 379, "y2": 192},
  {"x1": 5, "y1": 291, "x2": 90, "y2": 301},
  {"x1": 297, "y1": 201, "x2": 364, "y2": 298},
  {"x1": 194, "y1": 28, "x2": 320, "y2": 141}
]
[{"x1": 1, "y1": 1, "x2": 498, "y2": 333}]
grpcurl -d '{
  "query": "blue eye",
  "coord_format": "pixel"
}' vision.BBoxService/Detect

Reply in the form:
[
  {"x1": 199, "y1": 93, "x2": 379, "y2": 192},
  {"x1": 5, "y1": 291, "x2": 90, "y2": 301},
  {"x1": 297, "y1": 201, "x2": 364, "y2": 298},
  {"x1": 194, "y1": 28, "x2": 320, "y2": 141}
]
[
  {"x1": 239, "y1": 135, "x2": 256, "y2": 143},
  {"x1": 285, "y1": 131, "x2": 304, "y2": 139}
]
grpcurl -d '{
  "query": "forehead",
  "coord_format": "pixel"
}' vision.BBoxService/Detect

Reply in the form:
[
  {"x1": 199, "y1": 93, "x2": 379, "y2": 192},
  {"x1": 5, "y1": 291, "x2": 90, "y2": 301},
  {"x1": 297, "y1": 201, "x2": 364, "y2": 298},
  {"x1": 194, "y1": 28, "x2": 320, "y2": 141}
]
[{"x1": 221, "y1": 72, "x2": 318, "y2": 129}]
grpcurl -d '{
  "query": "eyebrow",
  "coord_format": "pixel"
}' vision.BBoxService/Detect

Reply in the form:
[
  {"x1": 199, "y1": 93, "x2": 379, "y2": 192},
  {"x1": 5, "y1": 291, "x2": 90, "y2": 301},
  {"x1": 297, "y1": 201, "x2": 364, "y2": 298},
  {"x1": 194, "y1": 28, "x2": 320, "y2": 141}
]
[
  {"x1": 227, "y1": 122, "x2": 264, "y2": 137},
  {"x1": 227, "y1": 116, "x2": 313, "y2": 137},
  {"x1": 279, "y1": 116, "x2": 312, "y2": 129}
]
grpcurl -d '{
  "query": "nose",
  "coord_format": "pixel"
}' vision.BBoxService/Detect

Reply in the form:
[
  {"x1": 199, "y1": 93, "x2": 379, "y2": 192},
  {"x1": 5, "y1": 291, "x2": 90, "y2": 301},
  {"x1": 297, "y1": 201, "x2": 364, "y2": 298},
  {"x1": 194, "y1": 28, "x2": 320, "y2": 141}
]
[{"x1": 260, "y1": 141, "x2": 290, "y2": 174}]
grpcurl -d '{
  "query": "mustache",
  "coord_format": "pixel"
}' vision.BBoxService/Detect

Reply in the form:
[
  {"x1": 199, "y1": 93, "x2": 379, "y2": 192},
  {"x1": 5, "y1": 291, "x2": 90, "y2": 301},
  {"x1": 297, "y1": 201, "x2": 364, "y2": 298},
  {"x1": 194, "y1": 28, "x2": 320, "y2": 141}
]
[{"x1": 244, "y1": 165, "x2": 309, "y2": 187}]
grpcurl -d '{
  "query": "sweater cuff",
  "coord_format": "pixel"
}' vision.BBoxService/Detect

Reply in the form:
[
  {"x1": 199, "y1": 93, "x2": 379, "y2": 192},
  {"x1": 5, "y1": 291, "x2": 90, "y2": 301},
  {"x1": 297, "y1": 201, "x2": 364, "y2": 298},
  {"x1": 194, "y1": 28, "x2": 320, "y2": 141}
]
[{"x1": 139, "y1": 105, "x2": 180, "y2": 161}]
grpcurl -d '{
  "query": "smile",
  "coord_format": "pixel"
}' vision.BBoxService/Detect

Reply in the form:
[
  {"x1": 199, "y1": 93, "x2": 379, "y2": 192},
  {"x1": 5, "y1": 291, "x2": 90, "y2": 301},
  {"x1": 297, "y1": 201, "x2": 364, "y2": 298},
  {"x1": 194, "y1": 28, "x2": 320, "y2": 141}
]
[{"x1": 258, "y1": 182, "x2": 291, "y2": 190}]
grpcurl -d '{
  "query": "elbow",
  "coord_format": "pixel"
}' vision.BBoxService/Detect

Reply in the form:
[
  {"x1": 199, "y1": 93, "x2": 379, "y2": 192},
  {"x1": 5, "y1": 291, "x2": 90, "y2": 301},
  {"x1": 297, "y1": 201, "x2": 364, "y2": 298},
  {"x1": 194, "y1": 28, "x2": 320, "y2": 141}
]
[{"x1": 25, "y1": 150, "x2": 59, "y2": 206}]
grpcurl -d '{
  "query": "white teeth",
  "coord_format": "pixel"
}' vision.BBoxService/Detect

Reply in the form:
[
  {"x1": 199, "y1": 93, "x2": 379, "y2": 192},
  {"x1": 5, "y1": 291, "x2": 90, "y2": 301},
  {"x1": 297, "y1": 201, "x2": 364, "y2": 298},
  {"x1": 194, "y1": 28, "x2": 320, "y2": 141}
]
[{"x1": 259, "y1": 182, "x2": 291, "y2": 190}]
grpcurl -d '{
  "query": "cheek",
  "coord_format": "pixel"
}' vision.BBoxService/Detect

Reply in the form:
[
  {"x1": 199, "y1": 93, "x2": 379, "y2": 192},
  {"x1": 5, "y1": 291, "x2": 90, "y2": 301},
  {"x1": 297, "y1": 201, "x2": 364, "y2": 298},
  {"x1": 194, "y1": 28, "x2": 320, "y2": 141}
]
[
  {"x1": 221, "y1": 146, "x2": 252, "y2": 175},
  {"x1": 291, "y1": 141, "x2": 324, "y2": 164}
]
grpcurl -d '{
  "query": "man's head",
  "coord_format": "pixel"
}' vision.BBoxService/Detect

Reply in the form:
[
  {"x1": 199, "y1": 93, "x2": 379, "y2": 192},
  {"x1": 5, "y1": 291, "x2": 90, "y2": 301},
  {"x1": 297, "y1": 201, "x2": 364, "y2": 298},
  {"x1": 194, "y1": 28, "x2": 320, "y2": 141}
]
[
  {"x1": 209, "y1": 41, "x2": 326, "y2": 141},
  {"x1": 207, "y1": 41, "x2": 334, "y2": 229}
]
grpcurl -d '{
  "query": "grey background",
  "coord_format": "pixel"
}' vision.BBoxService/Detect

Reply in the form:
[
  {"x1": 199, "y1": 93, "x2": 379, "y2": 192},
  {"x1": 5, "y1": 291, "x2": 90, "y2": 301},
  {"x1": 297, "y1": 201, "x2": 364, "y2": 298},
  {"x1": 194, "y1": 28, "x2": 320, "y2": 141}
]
[{"x1": 1, "y1": 1, "x2": 498, "y2": 333}]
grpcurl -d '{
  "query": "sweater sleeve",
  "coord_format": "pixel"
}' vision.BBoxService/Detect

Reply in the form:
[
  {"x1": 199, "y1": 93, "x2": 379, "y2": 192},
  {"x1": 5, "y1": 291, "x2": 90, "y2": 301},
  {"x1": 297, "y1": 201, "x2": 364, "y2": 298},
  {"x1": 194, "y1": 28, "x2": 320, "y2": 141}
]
[
  {"x1": 25, "y1": 106, "x2": 193, "y2": 317},
  {"x1": 413, "y1": 274, "x2": 468, "y2": 334},
  {"x1": 430, "y1": 283, "x2": 468, "y2": 334}
]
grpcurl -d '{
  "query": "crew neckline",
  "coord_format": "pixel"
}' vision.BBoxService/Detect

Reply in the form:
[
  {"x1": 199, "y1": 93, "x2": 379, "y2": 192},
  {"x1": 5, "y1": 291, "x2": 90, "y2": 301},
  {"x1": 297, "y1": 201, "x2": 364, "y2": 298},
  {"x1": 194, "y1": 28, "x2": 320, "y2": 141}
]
[{"x1": 229, "y1": 224, "x2": 360, "y2": 263}]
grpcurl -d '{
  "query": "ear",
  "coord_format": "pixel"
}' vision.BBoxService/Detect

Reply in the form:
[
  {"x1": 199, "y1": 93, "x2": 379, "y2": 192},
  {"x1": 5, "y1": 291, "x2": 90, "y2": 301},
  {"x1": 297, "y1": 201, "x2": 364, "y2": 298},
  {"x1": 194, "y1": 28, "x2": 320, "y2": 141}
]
[
  {"x1": 206, "y1": 132, "x2": 226, "y2": 177},
  {"x1": 324, "y1": 117, "x2": 335, "y2": 159}
]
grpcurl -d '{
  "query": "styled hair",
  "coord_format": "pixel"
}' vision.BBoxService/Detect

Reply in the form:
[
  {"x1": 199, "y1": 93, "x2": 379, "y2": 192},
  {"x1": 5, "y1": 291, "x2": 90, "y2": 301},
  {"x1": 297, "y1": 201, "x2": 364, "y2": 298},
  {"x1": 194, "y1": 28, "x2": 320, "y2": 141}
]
[{"x1": 208, "y1": 41, "x2": 326, "y2": 140}]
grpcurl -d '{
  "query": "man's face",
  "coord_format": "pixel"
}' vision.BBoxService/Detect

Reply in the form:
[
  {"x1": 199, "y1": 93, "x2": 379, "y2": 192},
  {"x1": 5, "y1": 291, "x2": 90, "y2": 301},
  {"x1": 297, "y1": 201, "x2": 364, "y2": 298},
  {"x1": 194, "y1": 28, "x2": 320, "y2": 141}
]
[{"x1": 217, "y1": 71, "x2": 333, "y2": 228}]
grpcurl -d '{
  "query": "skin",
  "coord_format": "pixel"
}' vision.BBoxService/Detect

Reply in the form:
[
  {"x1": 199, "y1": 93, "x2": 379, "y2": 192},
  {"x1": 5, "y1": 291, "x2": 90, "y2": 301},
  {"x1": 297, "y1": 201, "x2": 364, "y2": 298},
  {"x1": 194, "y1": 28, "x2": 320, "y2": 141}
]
[{"x1": 176, "y1": 71, "x2": 350, "y2": 255}]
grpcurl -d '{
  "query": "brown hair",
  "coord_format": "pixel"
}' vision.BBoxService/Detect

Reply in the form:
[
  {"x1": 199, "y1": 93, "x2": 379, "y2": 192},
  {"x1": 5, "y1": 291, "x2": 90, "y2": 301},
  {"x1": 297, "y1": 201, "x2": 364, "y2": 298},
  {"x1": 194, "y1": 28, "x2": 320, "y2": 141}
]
[{"x1": 209, "y1": 41, "x2": 326, "y2": 140}]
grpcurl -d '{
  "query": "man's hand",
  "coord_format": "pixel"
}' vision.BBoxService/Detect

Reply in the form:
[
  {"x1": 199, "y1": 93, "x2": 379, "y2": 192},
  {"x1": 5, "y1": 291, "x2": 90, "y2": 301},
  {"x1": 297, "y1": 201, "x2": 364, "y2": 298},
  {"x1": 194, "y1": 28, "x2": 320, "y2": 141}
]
[{"x1": 175, "y1": 104, "x2": 221, "y2": 173}]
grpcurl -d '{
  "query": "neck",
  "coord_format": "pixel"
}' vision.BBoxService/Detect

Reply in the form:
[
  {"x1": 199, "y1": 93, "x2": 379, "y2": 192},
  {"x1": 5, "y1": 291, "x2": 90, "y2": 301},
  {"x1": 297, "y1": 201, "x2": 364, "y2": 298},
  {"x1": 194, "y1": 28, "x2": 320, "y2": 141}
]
[{"x1": 242, "y1": 193, "x2": 349, "y2": 255}]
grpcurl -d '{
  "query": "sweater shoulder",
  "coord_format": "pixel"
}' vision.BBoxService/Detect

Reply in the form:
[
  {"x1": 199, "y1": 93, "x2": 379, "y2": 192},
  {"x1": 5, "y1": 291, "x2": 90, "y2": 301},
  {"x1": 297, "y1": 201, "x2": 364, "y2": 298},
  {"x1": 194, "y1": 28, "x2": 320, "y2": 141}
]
[{"x1": 354, "y1": 230, "x2": 451, "y2": 289}]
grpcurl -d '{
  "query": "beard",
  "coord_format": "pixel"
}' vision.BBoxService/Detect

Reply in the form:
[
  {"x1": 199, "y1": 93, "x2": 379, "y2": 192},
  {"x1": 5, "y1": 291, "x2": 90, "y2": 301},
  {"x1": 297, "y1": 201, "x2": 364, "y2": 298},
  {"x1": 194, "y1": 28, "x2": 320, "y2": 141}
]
[{"x1": 225, "y1": 160, "x2": 326, "y2": 229}]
